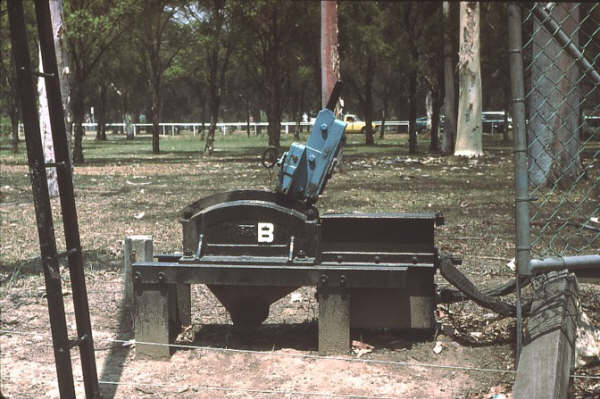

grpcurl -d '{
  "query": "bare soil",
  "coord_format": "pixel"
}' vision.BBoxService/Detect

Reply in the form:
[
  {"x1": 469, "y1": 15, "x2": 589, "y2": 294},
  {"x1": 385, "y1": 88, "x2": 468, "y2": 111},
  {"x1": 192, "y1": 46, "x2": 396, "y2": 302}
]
[{"x1": 1, "y1": 133, "x2": 598, "y2": 398}]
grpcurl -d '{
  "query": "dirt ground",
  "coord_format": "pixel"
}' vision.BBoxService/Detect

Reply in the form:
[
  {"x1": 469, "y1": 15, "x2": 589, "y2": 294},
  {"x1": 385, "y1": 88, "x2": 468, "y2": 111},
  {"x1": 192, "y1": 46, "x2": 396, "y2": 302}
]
[{"x1": 1, "y1": 134, "x2": 599, "y2": 398}]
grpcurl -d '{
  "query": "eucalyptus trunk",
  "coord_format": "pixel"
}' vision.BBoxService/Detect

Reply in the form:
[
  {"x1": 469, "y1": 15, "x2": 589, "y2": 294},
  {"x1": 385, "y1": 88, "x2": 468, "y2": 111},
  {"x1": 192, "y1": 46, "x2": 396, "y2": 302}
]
[
  {"x1": 430, "y1": 90, "x2": 441, "y2": 153},
  {"x1": 50, "y1": 0, "x2": 72, "y2": 157},
  {"x1": 95, "y1": 84, "x2": 108, "y2": 141},
  {"x1": 205, "y1": 94, "x2": 220, "y2": 154},
  {"x1": 455, "y1": 2, "x2": 483, "y2": 157},
  {"x1": 71, "y1": 85, "x2": 85, "y2": 164},
  {"x1": 10, "y1": 107, "x2": 19, "y2": 153},
  {"x1": 151, "y1": 83, "x2": 160, "y2": 154},
  {"x1": 364, "y1": 54, "x2": 375, "y2": 146},
  {"x1": 408, "y1": 70, "x2": 417, "y2": 154}
]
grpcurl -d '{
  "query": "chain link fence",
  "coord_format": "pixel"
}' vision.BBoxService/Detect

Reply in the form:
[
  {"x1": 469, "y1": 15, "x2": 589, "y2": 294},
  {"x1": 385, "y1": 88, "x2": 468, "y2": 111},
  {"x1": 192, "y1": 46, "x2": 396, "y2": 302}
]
[{"x1": 521, "y1": 2, "x2": 600, "y2": 259}]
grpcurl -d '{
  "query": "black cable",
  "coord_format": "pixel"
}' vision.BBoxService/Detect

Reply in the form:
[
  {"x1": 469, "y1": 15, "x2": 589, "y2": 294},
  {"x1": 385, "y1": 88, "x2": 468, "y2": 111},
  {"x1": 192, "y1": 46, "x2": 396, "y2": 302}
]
[{"x1": 438, "y1": 254, "x2": 532, "y2": 317}]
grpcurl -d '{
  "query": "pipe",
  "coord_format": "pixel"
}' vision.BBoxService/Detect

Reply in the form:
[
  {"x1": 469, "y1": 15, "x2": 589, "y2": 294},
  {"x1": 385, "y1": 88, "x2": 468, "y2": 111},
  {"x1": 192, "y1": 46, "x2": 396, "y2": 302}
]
[
  {"x1": 507, "y1": 2, "x2": 529, "y2": 366},
  {"x1": 530, "y1": 255, "x2": 600, "y2": 274}
]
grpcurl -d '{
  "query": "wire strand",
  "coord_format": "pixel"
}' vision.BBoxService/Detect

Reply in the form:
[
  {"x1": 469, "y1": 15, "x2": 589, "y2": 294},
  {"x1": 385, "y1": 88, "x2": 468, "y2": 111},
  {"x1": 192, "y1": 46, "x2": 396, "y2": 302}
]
[
  {"x1": 95, "y1": 380, "x2": 403, "y2": 399},
  {"x1": 3, "y1": 328, "x2": 599, "y2": 381}
]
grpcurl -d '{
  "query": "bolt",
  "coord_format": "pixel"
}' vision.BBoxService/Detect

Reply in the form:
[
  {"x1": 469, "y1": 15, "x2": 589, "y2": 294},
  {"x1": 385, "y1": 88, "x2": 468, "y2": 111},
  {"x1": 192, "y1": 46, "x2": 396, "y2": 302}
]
[
  {"x1": 374, "y1": 255, "x2": 381, "y2": 264},
  {"x1": 319, "y1": 274, "x2": 328, "y2": 286},
  {"x1": 336, "y1": 255, "x2": 343, "y2": 263},
  {"x1": 320, "y1": 123, "x2": 328, "y2": 133},
  {"x1": 308, "y1": 154, "x2": 316, "y2": 168},
  {"x1": 340, "y1": 275, "x2": 347, "y2": 288},
  {"x1": 297, "y1": 249, "x2": 306, "y2": 258},
  {"x1": 134, "y1": 271, "x2": 142, "y2": 282},
  {"x1": 157, "y1": 272, "x2": 167, "y2": 283},
  {"x1": 412, "y1": 256, "x2": 418, "y2": 265}
]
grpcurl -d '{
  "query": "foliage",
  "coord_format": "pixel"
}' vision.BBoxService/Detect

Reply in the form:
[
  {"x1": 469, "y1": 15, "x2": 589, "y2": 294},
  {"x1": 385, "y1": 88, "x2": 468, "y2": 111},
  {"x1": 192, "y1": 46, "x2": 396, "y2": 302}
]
[{"x1": 0, "y1": 1, "x2": 545, "y2": 155}]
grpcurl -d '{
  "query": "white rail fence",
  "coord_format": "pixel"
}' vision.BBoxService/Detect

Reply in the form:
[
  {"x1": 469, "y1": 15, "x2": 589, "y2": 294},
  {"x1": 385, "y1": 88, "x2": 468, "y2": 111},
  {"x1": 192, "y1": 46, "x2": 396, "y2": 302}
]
[
  {"x1": 4, "y1": 116, "x2": 599, "y2": 140},
  {"x1": 80, "y1": 121, "x2": 410, "y2": 137}
]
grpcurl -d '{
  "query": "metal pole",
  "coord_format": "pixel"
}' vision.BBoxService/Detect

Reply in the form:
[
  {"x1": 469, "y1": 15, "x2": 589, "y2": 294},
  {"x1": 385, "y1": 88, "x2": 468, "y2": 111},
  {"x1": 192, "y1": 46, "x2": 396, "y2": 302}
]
[
  {"x1": 321, "y1": 0, "x2": 339, "y2": 108},
  {"x1": 34, "y1": 0, "x2": 100, "y2": 396},
  {"x1": 7, "y1": 1, "x2": 76, "y2": 397},
  {"x1": 508, "y1": 2, "x2": 530, "y2": 365},
  {"x1": 530, "y1": 255, "x2": 600, "y2": 274}
]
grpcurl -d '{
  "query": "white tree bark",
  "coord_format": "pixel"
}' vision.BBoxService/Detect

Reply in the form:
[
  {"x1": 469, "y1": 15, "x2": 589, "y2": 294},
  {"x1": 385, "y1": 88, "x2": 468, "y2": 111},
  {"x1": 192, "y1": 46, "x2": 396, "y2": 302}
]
[
  {"x1": 38, "y1": 0, "x2": 72, "y2": 198},
  {"x1": 38, "y1": 47, "x2": 59, "y2": 198},
  {"x1": 425, "y1": 90, "x2": 433, "y2": 131},
  {"x1": 454, "y1": 2, "x2": 483, "y2": 158},
  {"x1": 50, "y1": 0, "x2": 72, "y2": 147}
]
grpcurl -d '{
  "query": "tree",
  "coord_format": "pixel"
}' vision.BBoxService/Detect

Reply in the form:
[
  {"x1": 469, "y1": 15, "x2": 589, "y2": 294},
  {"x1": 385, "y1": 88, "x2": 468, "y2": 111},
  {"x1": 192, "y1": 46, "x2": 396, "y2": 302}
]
[
  {"x1": 416, "y1": 3, "x2": 444, "y2": 153},
  {"x1": 38, "y1": 0, "x2": 70, "y2": 197},
  {"x1": 237, "y1": 0, "x2": 311, "y2": 148},
  {"x1": 401, "y1": 3, "x2": 422, "y2": 154},
  {"x1": 455, "y1": 2, "x2": 483, "y2": 157},
  {"x1": 0, "y1": 6, "x2": 21, "y2": 153},
  {"x1": 63, "y1": 0, "x2": 134, "y2": 163},
  {"x1": 528, "y1": 3, "x2": 583, "y2": 187},
  {"x1": 50, "y1": 0, "x2": 72, "y2": 148},
  {"x1": 339, "y1": 1, "x2": 384, "y2": 146},
  {"x1": 186, "y1": 0, "x2": 236, "y2": 155},
  {"x1": 38, "y1": 46, "x2": 59, "y2": 196},
  {"x1": 135, "y1": 0, "x2": 186, "y2": 154}
]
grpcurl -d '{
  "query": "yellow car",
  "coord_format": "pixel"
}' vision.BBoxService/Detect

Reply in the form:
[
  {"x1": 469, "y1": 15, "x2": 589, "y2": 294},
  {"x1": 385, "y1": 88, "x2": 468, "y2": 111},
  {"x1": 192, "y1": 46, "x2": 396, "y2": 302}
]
[{"x1": 342, "y1": 114, "x2": 378, "y2": 134}]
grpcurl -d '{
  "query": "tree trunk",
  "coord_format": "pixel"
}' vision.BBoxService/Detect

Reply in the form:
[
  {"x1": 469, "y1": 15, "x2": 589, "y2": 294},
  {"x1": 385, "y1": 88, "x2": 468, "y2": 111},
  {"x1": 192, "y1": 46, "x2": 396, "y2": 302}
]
[
  {"x1": 364, "y1": 54, "x2": 375, "y2": 146},
  {"x1": 72, "y1": 86, "x2": 85, "y2": 164},
  {"x1": 528, "y1": 4, "x2": 582, "y2": 188},
  {"x1": 246, "y1": 104, "x2": 251, "y2": 138},
  {"x1": 199, "y1": 100, "x2": 206, "y2": 139},
  {"x1": 253, "y1": 108, "x2": 261, "y2": 135},
  {"x1": 38, "y1": 46, "x2": 59, "y2": 197},
  {"x1": 266, "y1": 105, "x2": 281, "y2": 148},
  {"x1": 455, "y1": 2, "x2": 483, "y2": 157},
  {"x1": 442, "y1": 2, "x2": 457, "y2": 155},
  {"x1": 49, "y1": 0, "x2": 72, "y2": 162},
  {"x1": 10, "y1": 107, "x2": 19, "y2": 153},
  {"x1": 96, "y1": 84, "x2": 107, "y2": 141},
  {"x1": 204, "y1": 94, "x2": 219, "y2": 154},
  {"x1": 151, "y1": 84, "x2": 160, "y2": 154},
  {"x1": 430, "y1": 90, "x2": 441, "y2": 153},
  {"x1": 408, "y1": 70, "x2": 417, "y2": 154},
  {"x1": 426, "y1": 90, "x2": 433, "y2": 132},
  {"x1": 379, "y1": 109, "x2": 386, "y2": 140}
]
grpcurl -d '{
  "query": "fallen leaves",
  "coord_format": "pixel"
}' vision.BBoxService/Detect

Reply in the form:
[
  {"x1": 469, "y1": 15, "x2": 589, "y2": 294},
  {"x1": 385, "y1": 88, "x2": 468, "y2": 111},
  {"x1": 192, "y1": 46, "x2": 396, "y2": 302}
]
[{"x1": 352, "y1": 340, "x2": 374, "y2": 358}]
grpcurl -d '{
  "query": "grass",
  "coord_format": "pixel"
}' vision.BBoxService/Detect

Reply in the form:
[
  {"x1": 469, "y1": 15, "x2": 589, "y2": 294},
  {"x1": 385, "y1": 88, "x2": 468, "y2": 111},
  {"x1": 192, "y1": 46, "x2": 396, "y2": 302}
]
[
  {"x1": 1, "y1": 129, "x2": 598, "y2": 398},
  {"x1": 0, "y1": 130, "x2": 518, "y2": 270}
]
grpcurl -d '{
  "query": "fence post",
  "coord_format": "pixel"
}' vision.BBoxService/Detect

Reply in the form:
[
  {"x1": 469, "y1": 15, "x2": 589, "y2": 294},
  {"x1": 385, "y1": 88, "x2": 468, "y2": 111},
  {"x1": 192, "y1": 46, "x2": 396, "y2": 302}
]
[
  {"x1": 123, "y1": 235, "x2": 153, "y2": 306},
  {"x1": 508, "y1": 2, "x2": 531, "y2": 364},
  {"x1": 513, "y1": 271, "x2": 579, "y2": 399}
]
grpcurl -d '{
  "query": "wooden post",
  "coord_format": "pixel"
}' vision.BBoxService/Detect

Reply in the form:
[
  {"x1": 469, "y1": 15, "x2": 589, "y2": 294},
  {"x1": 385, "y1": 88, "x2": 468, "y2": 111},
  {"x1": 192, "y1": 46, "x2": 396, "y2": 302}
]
[
  {"x1": 318, "y1": 286, "x2": 350, "y2": 355},
  {"x1": 123, "y1": 235, "x2": 153, "y2": 306},
  {"x1": 513, "y1": 271, "x2": 579, "y2": 399}
]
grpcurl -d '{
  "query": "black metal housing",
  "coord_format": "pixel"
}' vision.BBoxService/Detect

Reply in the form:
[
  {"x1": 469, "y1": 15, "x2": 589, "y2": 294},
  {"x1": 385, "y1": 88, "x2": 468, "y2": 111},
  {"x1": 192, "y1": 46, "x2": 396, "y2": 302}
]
[{"x1": 134, "y1": 191, "x2": 442, "y2": 333}]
